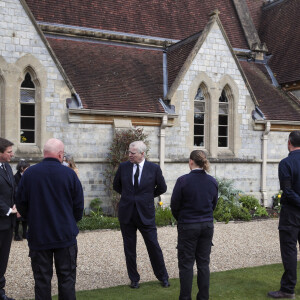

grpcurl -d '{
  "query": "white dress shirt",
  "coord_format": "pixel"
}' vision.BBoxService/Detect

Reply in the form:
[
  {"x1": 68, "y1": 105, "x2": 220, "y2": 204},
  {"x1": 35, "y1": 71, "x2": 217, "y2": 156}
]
[{"x1": 132, "y1": 159, "x2": 145, "y2": 186}]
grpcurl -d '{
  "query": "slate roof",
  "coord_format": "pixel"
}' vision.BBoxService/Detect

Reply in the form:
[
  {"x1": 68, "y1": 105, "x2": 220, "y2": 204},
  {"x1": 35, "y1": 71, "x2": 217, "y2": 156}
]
[
  {"x1": 47, "y1": 36, "x2": 165, "y2": 113},
  {"x1": 239, "y1": 60, "x2": 300, "y2": 121},
  {"x1": 259, "y1": 0, "x2": 300, "y2": 85},
  {"x1": 22, "y1": 0, "x2": 300, "y2": 122},
  {"x1": 167, "y1": 33, "x2": 201, "y2": 90},
  {"x1": 25, "y1": 0, "x2": 249, "y2": 49}
]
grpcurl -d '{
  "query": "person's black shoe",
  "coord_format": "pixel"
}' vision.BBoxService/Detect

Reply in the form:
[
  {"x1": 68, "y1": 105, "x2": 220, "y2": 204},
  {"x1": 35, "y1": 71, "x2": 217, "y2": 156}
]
[
  {"x1": 130, "y1": 281, "x2": 140, "y2": 289},
  {"x1": 14, "y1": 235, "x2": 22, "y2": 241},
  {"x1": 0, "y1": 294, "x2": 16, "y2": 300},
  {"x1": 268, "y1": 290, "x2": 295, "y2": 299},
  {"x1": 22, "y1": 234, "x2": 27, "y2": 240},
  {"x1": 161, "y1": 279, "x2": 170, "y2": 288}
]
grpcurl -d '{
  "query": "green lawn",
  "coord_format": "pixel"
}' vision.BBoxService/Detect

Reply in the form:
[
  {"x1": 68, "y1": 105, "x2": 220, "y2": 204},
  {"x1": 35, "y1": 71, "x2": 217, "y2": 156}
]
[{"x1": 49, "y1": 264, "x2": 300, "y2": 300}]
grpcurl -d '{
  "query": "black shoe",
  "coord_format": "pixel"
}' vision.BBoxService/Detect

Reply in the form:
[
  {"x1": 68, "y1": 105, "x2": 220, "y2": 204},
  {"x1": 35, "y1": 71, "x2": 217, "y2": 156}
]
[
  {"x1": 161, "y1": 279, "x2": 170, "y2": 288},
  {"x1": 14, "y1": 235, "x2": 22, "y2": 241},
  {"x1": 0, "y1": 294, "x2": 15, "y2": 300},
  {"x1": 130, "y1": 281, "x2": 140, "y2": 289},
  {"x1": 268, "y1": 290, "x2": 295, "y2": 299}
]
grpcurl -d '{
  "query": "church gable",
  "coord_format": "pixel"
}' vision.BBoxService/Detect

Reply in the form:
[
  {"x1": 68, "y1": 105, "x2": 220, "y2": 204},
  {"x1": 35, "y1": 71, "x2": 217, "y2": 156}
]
[{"x1": 167, "y1": 15, "x2": 256, "y2": 159}]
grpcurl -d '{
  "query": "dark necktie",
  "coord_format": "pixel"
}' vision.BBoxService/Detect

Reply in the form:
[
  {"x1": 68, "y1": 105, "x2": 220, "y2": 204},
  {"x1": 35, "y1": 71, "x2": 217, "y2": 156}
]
[{"x1": 134, "y1": 164, "x2": 139, "y2": 190}]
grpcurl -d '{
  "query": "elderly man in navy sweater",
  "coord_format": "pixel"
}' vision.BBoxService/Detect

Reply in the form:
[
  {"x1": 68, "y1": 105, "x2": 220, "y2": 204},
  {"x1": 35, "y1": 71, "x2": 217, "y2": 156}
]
[{"x1": 16, "y1": 138, "x2": 84, "y2": 300}]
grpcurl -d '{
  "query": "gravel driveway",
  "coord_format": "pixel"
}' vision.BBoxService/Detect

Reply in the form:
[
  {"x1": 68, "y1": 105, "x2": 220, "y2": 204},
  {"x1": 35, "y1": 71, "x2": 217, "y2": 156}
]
[{"x1": 6, "y1": 219, "x2": 282, "y2": 300}]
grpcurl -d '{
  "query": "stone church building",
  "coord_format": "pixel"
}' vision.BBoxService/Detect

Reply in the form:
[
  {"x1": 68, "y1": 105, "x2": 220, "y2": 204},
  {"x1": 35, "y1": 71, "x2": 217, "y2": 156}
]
[{"x1": 0, "y1": 0, "x2": 299, "y2": 210}]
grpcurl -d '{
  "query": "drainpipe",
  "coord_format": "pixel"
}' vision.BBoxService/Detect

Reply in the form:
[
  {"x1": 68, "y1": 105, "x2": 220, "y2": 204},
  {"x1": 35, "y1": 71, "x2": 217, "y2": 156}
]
[
  {"x1": 261, "y1": 121, "x2": 271, "y2": 206},
  {"x1": 159, "y1": 115, "x2": 168, "y2": 173},
  {"x1": 163, "y1": 51, "x2": 168, "y2": 98}
]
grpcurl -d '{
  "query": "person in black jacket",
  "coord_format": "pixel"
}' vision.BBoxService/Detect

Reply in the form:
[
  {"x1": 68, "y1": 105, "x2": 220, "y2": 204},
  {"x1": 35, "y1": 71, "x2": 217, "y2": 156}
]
[
  {"x1": 171, "y1": 150, "x2": 218, "y2": 300},
  {"x1": 268, "y1": 131, "x2": 300, "y2": 299},
  {"x1": 14, "y1": 160, "x2": 30, "y2": 241},
  {"x1": 16, "y1": 138, "x2": 84, "y2": 300},
  {"x1": 0, "y1": 137, "x2": 17, "y2": 300}
]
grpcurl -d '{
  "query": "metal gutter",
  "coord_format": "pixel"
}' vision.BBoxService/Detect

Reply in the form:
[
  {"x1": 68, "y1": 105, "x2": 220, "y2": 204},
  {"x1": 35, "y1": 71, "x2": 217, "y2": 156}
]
[{"x1": 68, "y1": 108, "x2": 178, "y2": 119}]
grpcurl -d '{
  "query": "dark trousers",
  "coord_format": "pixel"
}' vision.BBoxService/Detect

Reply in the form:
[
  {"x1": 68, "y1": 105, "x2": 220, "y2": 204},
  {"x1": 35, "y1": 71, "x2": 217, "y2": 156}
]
[
  {"x1": 120, "y1": 207, "x2": 169, "y2": 282},
  {"x1": 279, "y1": 227, "x2": 300, "y2": 294},
  {"x1": 0, "y1": 227, "x2": 13, "y2": 296},
  {"x1": 15, "y1": 218, "x2": 27, "y2": 238},
  {"x1": 177, "y1": 222, "x2": 214, "y2": 300},
  {"x1": 29, "y1": 244, "x2": 78, "y2": 300}
]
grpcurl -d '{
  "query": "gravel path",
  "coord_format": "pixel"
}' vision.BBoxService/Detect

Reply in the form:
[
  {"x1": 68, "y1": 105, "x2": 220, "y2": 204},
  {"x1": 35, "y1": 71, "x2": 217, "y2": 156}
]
[{"x1": 6, "y1": 219, "x2": 282, "y2": 300}]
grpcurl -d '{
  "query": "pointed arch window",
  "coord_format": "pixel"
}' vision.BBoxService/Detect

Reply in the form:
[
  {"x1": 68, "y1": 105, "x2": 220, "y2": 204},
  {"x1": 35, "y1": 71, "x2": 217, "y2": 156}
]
[
  {"x1": 20, "y1": 73, "x2": 35, "y2": 143},
  {"x1": 194, "y1": 87, "x2": 206, "y2": 147},
  {"x1": 218, "y1": 89, "x2": 229, "y2": 147}
]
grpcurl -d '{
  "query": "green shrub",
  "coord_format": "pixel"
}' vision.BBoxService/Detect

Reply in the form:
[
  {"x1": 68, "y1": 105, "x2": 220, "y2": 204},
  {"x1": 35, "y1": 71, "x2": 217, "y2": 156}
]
[
  {"x1": 253, "y1": 205, "x2": 268, "y2": 217},
  {"x1": 155, "y1": 205, "x2": 176, "y2": 227},
  {"x1": 216, "y1": 178, "x2": 241, "y2": 204},
  {"x1": 89, "y1": 198, "x2": 103, "y2": 215},
  {"x1": 214, "y1": 197, "x2": 251, "y2": 223},
  {"x1": 239, "y1": 195, "x2": 260, "y2": 210},
  {"x1": 78, "y1": 215, "x2": 120, "y2": 231}
]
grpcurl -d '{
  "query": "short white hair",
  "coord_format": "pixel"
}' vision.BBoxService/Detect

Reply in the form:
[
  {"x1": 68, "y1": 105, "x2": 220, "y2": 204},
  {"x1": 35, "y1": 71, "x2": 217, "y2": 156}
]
[{"x1": 129, "y1": 141, "x2": 146, "y2": 154}]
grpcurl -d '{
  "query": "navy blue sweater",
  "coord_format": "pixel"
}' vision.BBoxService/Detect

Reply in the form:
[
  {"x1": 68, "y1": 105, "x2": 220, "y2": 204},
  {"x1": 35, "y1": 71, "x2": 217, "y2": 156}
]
[
  {"x1": 171, "y1": 169, "x2": 218, "y2": 223},
  {"x1": 279, "y1": 149, "x2": 300, "y2": 208},
  {"x1": 16, "y1": 158, "x2": 84, "y2": 250}
]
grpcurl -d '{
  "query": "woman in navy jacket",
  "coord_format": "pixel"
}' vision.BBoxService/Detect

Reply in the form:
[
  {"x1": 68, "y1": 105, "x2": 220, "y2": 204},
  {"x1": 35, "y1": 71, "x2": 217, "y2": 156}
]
[{"x1": 171, "y1": 150, "x2": 218, "y2": 300}]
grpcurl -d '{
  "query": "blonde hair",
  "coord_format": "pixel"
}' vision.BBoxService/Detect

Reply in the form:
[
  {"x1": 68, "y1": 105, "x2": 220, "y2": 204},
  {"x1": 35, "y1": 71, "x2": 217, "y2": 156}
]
[{"x1": 190, "y1": 150, "x2": 210, "y2": 172}]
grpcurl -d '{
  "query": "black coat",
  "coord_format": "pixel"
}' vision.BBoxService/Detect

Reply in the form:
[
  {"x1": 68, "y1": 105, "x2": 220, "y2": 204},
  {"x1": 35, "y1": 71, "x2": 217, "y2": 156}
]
[{"x1": 0, "y1": 163, "x2": 16, "y2": 230}]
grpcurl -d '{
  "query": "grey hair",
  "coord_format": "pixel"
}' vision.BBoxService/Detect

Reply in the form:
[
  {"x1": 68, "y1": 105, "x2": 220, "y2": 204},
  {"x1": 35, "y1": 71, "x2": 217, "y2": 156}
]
[{"x1": 129, "y1": 141, "x2": 147, "y2": 154}]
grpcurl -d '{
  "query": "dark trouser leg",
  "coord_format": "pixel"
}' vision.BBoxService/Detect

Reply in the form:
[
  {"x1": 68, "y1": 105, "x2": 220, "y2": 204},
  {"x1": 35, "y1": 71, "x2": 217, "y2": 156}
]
[
  {"x1": 139, "y1": 224, "x2": 168, "y2": 281},
  {"x1": 29, "y1": 249, "x2": 53, "y2": 300},
  {"x1": 0, "y1": 228, "x2": 13, "y2": 296},
  {"x1": 279, "y1": 228, "x2": 299, "y2": 294},
  {"x1": 14, "y1": 219, "x2": 20, "y2": 237},
  {"x1": 195, "y1": 223, "x2": 214, "y2": 300},
  {"x1": 120, "y1": 222, "x2": 140, "y2": 282},
  {"x1": 22, "y1": 221, "x2": 27, "y2": 239},
  {"x1": 54, "y1": 244, "x2": 77, "y2": 300},
  {"x1": 177, "y1": 224, "x2": 198, "y2": 300}
]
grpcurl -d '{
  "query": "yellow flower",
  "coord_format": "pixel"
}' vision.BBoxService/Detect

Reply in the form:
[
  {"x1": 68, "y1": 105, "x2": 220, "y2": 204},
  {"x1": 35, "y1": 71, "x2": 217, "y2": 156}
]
[
  {"x1": 278, "y1": 194, "x2": 281, "y2": 198},
  {"x1": 159, "y1": 201, "x2": 163, "y2": 206}
]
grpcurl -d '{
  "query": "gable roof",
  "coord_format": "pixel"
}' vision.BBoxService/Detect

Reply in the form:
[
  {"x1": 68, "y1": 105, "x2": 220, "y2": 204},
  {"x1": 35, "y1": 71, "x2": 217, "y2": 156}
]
[
  {"x1": 24, "y1": 0, "x2": 249, "y2": 49},
  {"x1": 259, "y1": 0, "x2": 300, "y2": 85},
  {"x1": 240, "y1": 60, "x2": 300, "y2": 121},
  {"x1": 46, "y1": 36, "x2": 165, "y2": 113}
]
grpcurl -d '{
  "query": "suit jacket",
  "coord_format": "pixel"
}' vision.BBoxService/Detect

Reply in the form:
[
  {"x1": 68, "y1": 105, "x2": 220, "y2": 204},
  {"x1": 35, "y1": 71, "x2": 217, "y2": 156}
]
[
  {"x1": 113, "y1": 160, "x2": 167, "y2": 225},
  {"x1": 0, "y1": 163, "x2": 16, "y2": 230}
]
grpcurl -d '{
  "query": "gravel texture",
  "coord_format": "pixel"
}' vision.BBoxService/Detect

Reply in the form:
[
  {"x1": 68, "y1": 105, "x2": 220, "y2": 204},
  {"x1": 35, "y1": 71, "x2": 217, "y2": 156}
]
[{"x1": 6, "y1": 219, "x2": 282, "y2": 299}]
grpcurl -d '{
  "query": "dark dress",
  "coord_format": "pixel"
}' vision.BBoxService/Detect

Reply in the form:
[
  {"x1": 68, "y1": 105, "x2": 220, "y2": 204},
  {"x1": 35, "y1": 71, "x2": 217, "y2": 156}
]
[{"x1": 14, "y1": 171, "x2": 27, "y2": 239}]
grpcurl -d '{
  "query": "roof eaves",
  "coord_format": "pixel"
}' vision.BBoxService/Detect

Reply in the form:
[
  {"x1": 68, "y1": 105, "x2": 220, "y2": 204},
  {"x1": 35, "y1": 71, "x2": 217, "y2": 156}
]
[{"x1": 38, "y1": 21, "x2": 179, "y2": 48}]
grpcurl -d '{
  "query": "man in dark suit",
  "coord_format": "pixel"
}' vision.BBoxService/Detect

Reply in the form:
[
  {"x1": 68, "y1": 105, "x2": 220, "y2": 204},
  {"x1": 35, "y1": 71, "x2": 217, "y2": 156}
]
[
  {"x1": 113, "y1": 140, "x2": 169, "y2": 289},
  {"x1": 0, "y1": 138, "x2": 17, "y2": 300}
]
